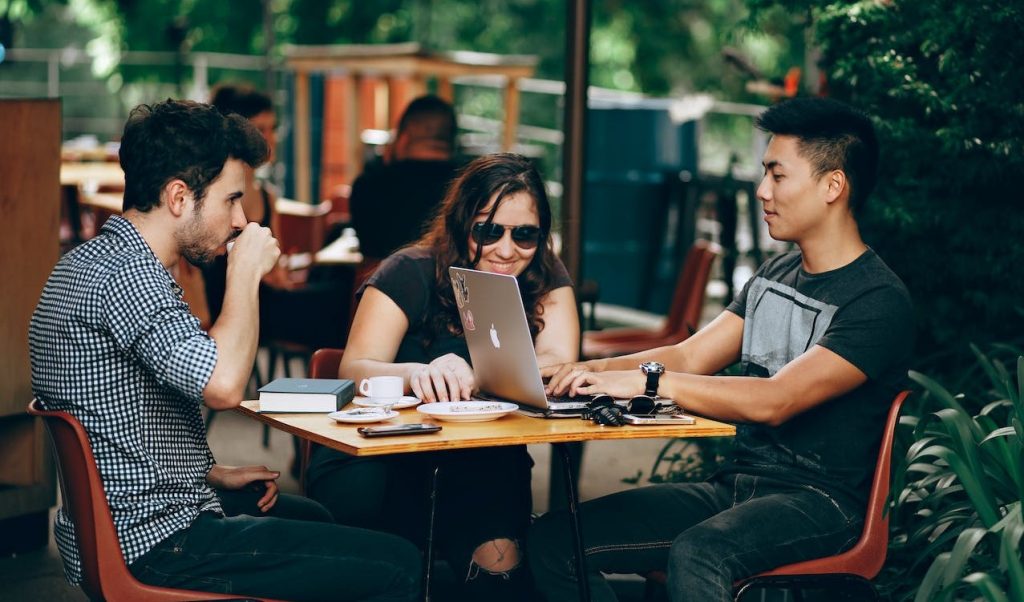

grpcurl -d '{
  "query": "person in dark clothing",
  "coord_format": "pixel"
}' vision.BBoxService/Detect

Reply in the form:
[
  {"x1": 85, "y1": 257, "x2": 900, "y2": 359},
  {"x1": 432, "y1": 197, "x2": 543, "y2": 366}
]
[
  {"x1": 350, "y1": 94, "x2": 460, "y2": 259},
  {"x1": 307, "y1": 154, "x2": 580, "y2": 601},
  {"x1": 534, "y1": 98, "x2": 914, "y2": 602}
]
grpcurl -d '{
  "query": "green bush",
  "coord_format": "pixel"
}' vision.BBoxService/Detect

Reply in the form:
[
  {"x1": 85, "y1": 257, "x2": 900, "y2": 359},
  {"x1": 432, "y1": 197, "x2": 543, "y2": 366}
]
[
  {"x1": 884, "y1": 350, "x2": 1024, "y2": 601},
  {"x1": 749, "y1": 0, "x2": 1024, "y2": 377}
]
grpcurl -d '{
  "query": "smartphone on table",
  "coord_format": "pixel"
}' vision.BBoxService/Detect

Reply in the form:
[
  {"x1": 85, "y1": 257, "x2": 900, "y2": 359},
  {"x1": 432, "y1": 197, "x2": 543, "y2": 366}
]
[{"x1": 357, "y1": 423, "x2": 442, "y2": 437}]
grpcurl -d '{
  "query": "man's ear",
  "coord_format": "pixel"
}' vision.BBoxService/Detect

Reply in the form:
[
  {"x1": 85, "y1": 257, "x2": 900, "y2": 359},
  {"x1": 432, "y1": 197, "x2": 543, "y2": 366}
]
[
  {"x1": 162, "y1": 179, "x2": 192, "y2": 217},
  {"x1": 824, "y1": 169, "x2": 847, "y2": 205}
]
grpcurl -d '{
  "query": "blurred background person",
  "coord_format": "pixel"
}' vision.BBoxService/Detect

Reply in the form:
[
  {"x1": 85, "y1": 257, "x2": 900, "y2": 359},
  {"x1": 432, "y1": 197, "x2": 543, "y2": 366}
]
[{"x1": 350, "y1": 94, "x2": 461, "y2": 260}]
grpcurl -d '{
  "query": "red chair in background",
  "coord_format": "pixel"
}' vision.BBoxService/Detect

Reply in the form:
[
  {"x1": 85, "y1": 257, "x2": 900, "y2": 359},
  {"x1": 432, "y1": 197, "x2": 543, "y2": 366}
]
[
  {"x1": 299, "y1": 348, "x2": 346, "y2": 492},
  {"x1": 645, "y1": 390, "x2": 910, "y2": 601},
  {"x1": 26, "y1": 399, "x2": 281, "y2": 602},
  {"x1": 583, "y1": 240, "x2": 720, "y2": 359}
]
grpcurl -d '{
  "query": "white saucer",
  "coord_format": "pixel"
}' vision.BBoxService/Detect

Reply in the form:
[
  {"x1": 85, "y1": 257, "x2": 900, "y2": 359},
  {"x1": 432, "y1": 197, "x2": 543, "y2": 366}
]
[
  {"x1": 416, "y1": 401, "x2": 518, "y2": 422},
  {"x1": 352, "y1": 395, "x2": 421, "y2": 410},
  {"x1": 328, "y1": 408, "x2": 400, "y2": 424}
]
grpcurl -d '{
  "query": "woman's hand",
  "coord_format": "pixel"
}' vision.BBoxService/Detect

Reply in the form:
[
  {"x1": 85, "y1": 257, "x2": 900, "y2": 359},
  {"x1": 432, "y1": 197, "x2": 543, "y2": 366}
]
[
  {"x1": 409, "y1": 353, "x2": 475, "y2": 402},
  {"x1": 206, "y1": 464, "x2": 280, "y2": 513}
]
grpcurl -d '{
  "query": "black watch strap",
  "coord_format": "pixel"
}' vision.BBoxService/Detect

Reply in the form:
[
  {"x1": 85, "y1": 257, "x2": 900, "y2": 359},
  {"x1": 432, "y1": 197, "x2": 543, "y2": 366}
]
[{"x1": 644, "y1": 371, "x2": 661, "y2": 397}]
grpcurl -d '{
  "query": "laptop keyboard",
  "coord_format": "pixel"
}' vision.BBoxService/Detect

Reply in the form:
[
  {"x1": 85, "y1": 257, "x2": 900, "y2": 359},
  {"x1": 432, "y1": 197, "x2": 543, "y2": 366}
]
[{"x1": 546, "y1": 394, "x2": 593, "y2": 409}]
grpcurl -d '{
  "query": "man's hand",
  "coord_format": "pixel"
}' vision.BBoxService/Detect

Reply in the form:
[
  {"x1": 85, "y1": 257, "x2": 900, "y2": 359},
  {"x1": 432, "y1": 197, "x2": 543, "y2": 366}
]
[
  {"x1": 228, "y1": 223, "x2": 280, "y2": 280},
  {"x1": 207, "y1": 464, "x2": 280, "y2": 513},
  {"x1": 561, "y1": 369, "x2": 646, "y2": 399},
  {"x1": 409, "y1": 353, "x2": 475, "y2": 402},
  {"x1": 542, "y1": 360, "x2": 603, "y2": 396}
]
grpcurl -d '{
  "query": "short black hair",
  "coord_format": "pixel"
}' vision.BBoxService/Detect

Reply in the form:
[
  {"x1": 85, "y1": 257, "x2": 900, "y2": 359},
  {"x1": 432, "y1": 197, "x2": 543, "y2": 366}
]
[
  {"x1": 396, "y1": 94, "x2": 457, "y2": 152},
  {"x1": 119, "y1": 99, "x2": 268, "y2": 213},
  {"x1": 209, "y1": 83, "x2": 274, "y2": 119},
  {"x1": 756, "y1": 97, "x2": 879, "y2": 215}
]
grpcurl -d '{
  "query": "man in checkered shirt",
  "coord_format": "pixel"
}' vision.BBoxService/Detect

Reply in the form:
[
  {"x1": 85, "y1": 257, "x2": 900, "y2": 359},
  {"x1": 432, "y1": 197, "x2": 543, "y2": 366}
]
[{"x1": 30, "y1": 99, "x2": 421, "y2": 601}]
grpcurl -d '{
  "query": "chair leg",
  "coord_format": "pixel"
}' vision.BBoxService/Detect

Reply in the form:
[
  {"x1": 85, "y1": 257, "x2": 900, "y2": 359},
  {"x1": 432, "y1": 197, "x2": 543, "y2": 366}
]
[{"x1": 423, "y1": 465, "x2": 441, "y2": 602}]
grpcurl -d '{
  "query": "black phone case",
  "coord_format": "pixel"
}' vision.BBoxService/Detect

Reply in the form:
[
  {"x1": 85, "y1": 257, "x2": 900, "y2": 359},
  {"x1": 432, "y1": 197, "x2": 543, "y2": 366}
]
[{"x1": 357, "y1": 424, "x2": 442, "y2": 437}]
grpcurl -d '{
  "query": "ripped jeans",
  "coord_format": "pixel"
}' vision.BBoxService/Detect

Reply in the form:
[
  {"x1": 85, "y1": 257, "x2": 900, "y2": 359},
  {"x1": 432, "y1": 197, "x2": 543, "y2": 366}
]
[
  {"x1": 528, "y1": 473, "x2": 863, "y2": 602},
  {"x1": 307, "y1": 443, "x2": 538, "y2": 601}
]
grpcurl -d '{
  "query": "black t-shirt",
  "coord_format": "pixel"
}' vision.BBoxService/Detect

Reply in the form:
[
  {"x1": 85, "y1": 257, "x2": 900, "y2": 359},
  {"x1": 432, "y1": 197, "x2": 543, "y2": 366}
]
[
  {"x1": 349, "y1": 159, "x2": 461, "y2": 259},
  {"x1": 721, "y1": 248, "x2": 914, "y2": 508},
  {"x1": 360, "y1": 246, "x2": 573, "y2": 365}
]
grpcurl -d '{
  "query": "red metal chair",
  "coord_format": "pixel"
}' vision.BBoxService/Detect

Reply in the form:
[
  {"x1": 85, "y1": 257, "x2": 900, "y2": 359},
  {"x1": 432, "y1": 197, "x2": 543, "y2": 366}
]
[
  {"x1": 26, "y1": 399, "x2": 280, "y2": 602},
  {"x1": 644, "y1": 390, "x2": 910, "y2": 601},
  {"x1": 583, "y1": 240, "x2": 720, "y2": 359}
]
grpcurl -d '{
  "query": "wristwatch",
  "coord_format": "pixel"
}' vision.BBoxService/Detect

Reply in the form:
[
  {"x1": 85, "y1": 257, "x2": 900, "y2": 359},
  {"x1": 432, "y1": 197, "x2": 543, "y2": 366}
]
[{"x1": 639, "y1": 361, "x2": 665, "y2": 397}]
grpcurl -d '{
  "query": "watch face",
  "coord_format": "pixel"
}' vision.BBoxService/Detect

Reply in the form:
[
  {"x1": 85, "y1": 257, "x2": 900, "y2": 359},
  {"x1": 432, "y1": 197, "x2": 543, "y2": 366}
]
[{"x1": 640, "y1": 361, "x2": 665, "y2": 375}]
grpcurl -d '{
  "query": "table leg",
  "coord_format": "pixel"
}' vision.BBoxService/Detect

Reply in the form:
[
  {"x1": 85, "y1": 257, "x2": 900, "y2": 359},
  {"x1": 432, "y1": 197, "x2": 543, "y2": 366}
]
[
  {"x1": 555, "y1": 442, "x2": 590, "y2": 602},
  {"x1": 423, "y1": 465, "x2": 440, "y2": 602}
]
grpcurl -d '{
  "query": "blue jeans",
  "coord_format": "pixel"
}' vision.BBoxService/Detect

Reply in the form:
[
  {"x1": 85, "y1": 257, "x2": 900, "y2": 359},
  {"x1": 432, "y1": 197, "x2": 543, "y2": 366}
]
[
  {"x1": 129, "y1": 490, "x2": 421, "y2": 601},
  {"x1": 528, "y1": 473, "x2": 862, "y2": 602}
]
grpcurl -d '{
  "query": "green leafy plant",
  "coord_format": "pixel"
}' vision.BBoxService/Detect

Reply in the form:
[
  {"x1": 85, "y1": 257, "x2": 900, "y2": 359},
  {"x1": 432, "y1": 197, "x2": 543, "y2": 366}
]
[
  {"x1": 887, "y1": 351, "x2": 1024, "y2": 601},
  {"x1": 623, "y1": 436, "x2": 731, "y2": 486}
]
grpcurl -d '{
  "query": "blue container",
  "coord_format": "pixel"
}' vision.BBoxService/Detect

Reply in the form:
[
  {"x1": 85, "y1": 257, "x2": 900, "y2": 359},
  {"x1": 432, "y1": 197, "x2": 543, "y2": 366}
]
[{"x1": 582, "y1": 98, "x2": 698, "y2": 312}]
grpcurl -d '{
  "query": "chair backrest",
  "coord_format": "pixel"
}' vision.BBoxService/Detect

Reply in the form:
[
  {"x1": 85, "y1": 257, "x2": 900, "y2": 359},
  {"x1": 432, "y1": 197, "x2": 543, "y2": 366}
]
[
  {"x1": 310, "y1": 348, "x2": 345, "y2": 379},
  {"x1": 662, "y1": 240, "x2": 720, "y2": 339},
  {"x1": 758, "y1": 389, "x2": 910, "y2": 580},
  {"x1": 26, "y1": 400, "x2": 242, "y2": 601}
]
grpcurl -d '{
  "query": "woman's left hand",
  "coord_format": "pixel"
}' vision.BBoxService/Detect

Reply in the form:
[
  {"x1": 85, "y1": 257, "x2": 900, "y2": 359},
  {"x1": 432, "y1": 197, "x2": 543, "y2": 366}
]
[
  {"x1": 206, "y1": 464, "x2": 280, "y2": 513},
  {"x1": 410, "y1": 353, "x2": 475, "y2": 402}
]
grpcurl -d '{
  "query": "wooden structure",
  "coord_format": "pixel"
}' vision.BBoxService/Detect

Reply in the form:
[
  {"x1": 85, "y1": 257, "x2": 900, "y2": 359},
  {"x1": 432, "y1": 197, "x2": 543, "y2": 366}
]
[
  {"x1": 283, "y1": 42, "x2": 537, "y2": 202},
  {"x1": 0, "y1": 99, "x2": 60, "y2": 552}
]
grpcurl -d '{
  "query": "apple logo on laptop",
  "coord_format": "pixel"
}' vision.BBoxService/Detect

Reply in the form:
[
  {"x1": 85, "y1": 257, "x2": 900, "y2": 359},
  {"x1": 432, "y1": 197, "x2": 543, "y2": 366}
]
[{"x1": 489, "y1": 324, "x2": 501, "y2": 349}]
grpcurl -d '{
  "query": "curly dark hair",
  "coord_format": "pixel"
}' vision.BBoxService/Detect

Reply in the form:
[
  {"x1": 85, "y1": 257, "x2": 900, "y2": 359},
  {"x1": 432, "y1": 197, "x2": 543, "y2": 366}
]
[
  {"x1": 119, "y1": 99, "x2": 267, "y2": 213},
  {"x1": 416, "y1": 153, "x2": 559, "y2": 342}
]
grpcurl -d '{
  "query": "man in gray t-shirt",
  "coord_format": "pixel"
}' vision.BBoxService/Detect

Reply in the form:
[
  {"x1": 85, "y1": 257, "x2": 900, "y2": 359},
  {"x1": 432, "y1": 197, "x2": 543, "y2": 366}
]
[{"x1": 532, "y1": 98, "x2": 913, "y2": 602}]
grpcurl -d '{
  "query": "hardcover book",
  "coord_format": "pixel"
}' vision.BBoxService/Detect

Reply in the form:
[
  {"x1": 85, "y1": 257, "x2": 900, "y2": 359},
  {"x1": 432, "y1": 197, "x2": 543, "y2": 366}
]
[{"x1": 258, "y1": 378, "x2": 355, "y2": 413}]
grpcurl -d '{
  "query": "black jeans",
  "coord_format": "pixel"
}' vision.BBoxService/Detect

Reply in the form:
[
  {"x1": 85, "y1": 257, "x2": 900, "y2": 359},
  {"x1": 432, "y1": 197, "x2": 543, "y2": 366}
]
[
  {"x1": 306, "y1": 444, "x2": 537, "y2": 601},
  {"x1": 129, "y1": 489, "x2": 421, "y2": 601},
  {"x1": 528, "y1": 473, "x2": 863, "y2": 602}
]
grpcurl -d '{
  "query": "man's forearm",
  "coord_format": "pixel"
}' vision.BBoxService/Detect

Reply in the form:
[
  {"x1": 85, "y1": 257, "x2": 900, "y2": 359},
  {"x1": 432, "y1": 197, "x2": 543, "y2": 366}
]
[{"x1": 204, "y1": 276, "x2": 260, "y2": 408}]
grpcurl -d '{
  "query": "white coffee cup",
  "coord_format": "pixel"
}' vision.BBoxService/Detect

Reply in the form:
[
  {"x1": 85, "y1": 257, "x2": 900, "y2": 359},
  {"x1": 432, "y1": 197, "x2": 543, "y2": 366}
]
[{"x1": 359, "y1": 376, "x2": 403, "y2": 404}]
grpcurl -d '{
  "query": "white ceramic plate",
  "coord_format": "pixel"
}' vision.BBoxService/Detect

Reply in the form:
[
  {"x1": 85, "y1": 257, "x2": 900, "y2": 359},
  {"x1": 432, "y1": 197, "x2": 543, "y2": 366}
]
[
  {"x1": 416, "y1": 401, "x2": 518, "y2": 422},
  {"x1": 352, "y1": 395, "x2": 421, "y2": 410},
  {"x1": 328, "y1": 408, "x2": 400, "y2": 424}
]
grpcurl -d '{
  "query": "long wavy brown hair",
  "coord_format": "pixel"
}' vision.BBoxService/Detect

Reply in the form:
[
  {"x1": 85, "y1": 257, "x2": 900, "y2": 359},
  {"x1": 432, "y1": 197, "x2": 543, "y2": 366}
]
[{"x1": 415, "y1": 153, "x2": 559, "y2": 343}]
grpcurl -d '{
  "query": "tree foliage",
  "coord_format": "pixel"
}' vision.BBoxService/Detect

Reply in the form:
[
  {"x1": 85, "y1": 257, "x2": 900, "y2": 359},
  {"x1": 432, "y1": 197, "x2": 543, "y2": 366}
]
[{"x1": 754, "y1": 0, "x2": 1024, "y2": 375}]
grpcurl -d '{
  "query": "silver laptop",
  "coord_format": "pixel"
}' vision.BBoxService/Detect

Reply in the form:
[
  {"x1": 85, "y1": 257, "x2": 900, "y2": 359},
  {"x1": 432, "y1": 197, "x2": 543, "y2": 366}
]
[{"x1": 449, "y1": 267, "x2": 591, "y2": 417}]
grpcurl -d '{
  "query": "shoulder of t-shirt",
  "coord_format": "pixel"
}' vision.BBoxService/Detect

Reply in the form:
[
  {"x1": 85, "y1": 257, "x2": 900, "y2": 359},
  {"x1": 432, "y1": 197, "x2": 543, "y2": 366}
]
[{"x1": 370, "y1": 246, "x2": 435, "y2": 286}]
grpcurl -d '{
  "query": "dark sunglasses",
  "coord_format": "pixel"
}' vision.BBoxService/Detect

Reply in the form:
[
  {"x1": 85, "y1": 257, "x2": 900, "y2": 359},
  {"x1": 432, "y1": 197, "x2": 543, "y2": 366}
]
[
  {"x1": 471, "y1": 222, "x2": 542, "y2": 249},
  {"x1": 587, "y1": 393, "x2": 669, "y2": 416}
]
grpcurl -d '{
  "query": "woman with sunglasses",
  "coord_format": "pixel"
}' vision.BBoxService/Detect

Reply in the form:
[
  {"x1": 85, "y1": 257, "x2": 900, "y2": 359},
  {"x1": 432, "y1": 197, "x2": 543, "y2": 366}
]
[{"x1": 306, "y1": 153, "x2": 579, "y2": 601}]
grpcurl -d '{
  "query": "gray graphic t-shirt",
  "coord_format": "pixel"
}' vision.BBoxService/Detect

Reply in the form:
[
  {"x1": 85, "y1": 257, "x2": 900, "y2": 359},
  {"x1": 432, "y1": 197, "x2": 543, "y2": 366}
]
[{"x1": 722, "y1": 249, "x2": 913, "y2": 508}]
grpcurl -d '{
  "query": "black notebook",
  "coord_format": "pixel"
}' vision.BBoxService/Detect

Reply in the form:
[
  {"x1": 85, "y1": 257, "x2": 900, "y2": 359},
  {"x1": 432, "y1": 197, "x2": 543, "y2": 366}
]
[{"x1": 258, "y1": 378, "x2": 355, "y2": 413}]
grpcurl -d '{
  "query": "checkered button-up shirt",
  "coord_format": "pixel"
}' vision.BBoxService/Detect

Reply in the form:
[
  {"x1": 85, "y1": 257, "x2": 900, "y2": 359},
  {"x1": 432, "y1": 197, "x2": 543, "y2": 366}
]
[{"x1": 29, "y1": 215, "x2": 223, "y2": 584}]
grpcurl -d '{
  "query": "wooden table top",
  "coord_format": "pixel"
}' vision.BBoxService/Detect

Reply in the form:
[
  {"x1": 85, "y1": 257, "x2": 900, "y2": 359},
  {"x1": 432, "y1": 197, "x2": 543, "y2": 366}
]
[
  {"x1": 237, "y1": 399, "x2": 735, "y2": 456},
  {"x1": 61, "y1": 161, "x2": 125, "y2": 188},
  {"x1": 314, "y1": 235, "x2": 364, "y2": 265},
  {"x1": 79, "y1": 192, "x2": 124, "y2": 213}
]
